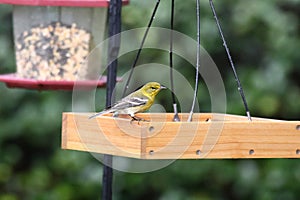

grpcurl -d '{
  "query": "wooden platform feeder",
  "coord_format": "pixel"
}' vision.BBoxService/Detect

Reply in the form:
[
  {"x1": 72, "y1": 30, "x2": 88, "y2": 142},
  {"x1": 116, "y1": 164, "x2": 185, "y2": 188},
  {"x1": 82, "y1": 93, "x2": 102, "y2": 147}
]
[
  {"x1": 62, "y1": 112, "x2": 300, "y2": 159},
  {"x1": 0, "y1": 0, "x2": 128, "y2": 90}
]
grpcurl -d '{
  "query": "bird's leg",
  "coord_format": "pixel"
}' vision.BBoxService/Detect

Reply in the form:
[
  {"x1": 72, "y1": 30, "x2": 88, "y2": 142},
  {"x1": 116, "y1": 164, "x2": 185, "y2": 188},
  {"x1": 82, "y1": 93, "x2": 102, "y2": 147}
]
[
  {"x1": 112, "y1": 112, "x2": 119, "y2": 118},
  {"x1": 129, "y1": 115, "x2": 149, "y2": 124}
]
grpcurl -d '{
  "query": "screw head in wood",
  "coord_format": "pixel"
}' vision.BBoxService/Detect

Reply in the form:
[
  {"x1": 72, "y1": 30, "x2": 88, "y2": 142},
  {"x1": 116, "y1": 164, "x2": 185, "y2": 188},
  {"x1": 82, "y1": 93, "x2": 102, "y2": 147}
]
[
  {"x1": 249, "y1": 149, "x2": 255, "y2": 155},
  {"x1": 149, "y1": 150, "x2": 154, "y2": 155},
  {"x1": 148, "y1": 126, "x2": 155, "y2": 132}
]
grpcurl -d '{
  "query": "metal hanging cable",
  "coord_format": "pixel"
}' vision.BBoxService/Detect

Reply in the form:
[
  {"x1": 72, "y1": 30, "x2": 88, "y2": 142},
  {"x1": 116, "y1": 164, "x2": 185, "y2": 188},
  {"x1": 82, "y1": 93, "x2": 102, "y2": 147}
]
[
  {"x1": 170, "y1": 0, "x2": 180, "y2": 122},
  {"x1": 187, "y1": 0, "x2": 201, "y2": 122},
  {"x1": 209, "y1": 0, "x2": 252, "y2": 121},
  {"x1": 122, "y1": 0, "x2": 161, "y2": 97}
]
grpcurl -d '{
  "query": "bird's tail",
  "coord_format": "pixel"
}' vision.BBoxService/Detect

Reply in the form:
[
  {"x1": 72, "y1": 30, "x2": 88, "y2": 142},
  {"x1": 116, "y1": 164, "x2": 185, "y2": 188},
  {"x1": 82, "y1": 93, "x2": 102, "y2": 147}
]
[{"x1": 88, "y1": 110, "x2": 111, "y2": 119}]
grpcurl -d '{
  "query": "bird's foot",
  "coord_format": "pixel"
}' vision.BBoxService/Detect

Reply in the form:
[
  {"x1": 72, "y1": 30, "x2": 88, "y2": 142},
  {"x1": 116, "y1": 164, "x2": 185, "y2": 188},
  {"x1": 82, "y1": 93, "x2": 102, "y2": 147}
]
[{"x1": 130, "y1": 116, "x2": 149, "y2": 125}]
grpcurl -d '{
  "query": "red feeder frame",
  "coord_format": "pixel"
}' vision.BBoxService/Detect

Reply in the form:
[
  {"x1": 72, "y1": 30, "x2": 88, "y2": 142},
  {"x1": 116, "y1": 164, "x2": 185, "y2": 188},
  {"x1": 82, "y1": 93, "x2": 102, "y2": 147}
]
[
  {"x1": 0, "y1": 0, "x2": 129, "y2": 7},
  {"x1": 0, "y1": 73, "x2": 122, "y2": 90}
]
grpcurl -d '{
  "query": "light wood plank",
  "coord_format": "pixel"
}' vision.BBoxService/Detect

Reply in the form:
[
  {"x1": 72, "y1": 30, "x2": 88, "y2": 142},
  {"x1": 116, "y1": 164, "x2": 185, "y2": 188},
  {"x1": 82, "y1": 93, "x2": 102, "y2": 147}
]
[{"x1": 61, "y1": 112, "x2": 300, "y2": 159}]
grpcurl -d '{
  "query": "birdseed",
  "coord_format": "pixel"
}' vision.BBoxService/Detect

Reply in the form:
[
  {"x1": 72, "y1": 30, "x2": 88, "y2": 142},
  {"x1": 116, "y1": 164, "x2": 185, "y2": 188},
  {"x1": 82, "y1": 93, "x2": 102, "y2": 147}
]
[{"x1": 15, "y1": 22, "x2": 91, "y2": 81}]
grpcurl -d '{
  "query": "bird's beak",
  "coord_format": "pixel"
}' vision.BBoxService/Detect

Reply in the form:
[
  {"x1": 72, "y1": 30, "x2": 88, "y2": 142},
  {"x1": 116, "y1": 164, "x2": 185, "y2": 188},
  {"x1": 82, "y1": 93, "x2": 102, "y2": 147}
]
[{"x1": 160, "y1": 85, "x2": 167, "y2": 89}]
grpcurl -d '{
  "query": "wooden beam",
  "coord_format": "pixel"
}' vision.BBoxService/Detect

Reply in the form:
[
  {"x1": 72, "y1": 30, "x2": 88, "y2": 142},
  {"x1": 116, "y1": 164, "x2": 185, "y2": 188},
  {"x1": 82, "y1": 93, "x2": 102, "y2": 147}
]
[{"x1": 61, "y1": 112, "x2": 300, "y2": 159}]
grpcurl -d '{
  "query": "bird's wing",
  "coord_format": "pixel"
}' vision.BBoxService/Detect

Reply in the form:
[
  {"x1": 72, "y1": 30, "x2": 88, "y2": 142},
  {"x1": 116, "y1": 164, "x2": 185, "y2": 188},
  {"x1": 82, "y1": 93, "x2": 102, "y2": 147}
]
[
  {"x1": 112, "y1": 96, "x2": 148, "y2": 110},
  {"x1": 89, "y1": 94, "x2": 149, "y2": 119}
]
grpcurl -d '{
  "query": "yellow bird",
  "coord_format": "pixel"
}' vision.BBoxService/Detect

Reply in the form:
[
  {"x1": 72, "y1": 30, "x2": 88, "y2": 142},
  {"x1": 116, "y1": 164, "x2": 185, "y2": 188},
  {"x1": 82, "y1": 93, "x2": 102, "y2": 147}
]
[{"x1": 89, "y1": 82, "x2": 166, "y2": 121}]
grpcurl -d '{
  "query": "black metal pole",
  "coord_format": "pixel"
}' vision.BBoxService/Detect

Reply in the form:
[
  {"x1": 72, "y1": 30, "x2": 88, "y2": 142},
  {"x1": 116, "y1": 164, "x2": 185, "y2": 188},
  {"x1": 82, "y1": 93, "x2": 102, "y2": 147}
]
[{"x1": 103, "y1": 0, "x2": 122, "y2": 199}]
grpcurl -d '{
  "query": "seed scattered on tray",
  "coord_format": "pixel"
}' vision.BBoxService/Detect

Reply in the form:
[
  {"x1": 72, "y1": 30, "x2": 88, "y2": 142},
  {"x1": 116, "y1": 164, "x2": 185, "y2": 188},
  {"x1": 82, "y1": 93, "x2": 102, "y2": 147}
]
[{"x1": 16, "y1": 22, "x2": 91, "y2": 81}]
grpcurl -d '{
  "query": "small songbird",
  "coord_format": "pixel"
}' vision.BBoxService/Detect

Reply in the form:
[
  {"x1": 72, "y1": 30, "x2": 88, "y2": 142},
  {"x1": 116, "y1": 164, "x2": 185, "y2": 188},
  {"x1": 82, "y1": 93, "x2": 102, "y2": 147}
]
[{"x1": 89, "y1": 82, "x2": 166, "y2": 121}]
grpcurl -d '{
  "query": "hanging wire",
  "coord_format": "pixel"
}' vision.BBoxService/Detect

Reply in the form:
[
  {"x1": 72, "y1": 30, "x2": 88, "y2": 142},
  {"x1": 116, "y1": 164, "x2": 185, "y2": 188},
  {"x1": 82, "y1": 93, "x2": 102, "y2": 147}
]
[
  {"x1": 209, "y1": 0, "x2": 252, "y2": 121},
  {"x1": 187, "y1": 0, "x2": 201, "y2": 122},
  {"x1": 122, "y1": 0, "x2": 161, "y2": 97},
  {"x1": 170, "y1": 0, "x2": 180, "y2": 122}
]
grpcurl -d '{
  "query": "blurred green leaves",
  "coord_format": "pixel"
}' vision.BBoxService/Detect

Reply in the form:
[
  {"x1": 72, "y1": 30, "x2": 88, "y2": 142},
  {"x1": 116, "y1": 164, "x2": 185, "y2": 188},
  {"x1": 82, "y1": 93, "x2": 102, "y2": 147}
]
[{"x1": 0, "y1": 0, "x2": 300, "y2": 199}]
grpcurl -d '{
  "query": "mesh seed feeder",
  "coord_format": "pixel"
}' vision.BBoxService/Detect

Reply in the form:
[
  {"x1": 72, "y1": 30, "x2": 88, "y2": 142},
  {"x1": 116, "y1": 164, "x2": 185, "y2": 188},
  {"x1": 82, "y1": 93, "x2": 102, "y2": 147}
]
[{"x1": 0, "y1": 0, "x2": 128, "y2": 90}]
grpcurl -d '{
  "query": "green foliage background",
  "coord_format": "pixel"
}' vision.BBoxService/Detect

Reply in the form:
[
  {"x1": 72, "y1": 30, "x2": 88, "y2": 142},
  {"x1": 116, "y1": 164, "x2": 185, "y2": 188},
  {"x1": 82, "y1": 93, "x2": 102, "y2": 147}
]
[{"x1": 0, "y1": 0, "x2": 300, "y2": 199}]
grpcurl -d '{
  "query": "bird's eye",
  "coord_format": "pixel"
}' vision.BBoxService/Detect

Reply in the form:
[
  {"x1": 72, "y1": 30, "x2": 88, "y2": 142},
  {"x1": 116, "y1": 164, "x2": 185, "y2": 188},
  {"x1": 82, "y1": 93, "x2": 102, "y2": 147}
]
[{"x1": 151, "y1": 87, "x2": 156, "y2": 90}]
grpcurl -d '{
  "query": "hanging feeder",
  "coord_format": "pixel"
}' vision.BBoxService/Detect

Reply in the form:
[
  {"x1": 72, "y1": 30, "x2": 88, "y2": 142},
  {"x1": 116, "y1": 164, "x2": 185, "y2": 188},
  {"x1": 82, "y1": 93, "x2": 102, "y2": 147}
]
[
  {"x1": 0, "y1": 0, "x2": 128, "y2": 90},
  {"x1": 60, "y1": 0, "x2": 300, "y2": 160}
]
